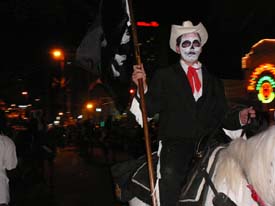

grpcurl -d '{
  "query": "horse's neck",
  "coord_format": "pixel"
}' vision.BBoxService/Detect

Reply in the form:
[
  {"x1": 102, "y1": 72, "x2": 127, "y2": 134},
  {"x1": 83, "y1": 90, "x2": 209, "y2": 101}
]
[
  {"x1": 210, "y1": 127, "x2": 275, "y2": 206},
  {"x1": 204, "y1": 146, "x2": 254, "y2": 206},
  {"x1": 214, "y1": 140, "x2": 247, "y2": 188},
  {"x1": 242, "y1": 126, "x2": 275, "y2": 205}
]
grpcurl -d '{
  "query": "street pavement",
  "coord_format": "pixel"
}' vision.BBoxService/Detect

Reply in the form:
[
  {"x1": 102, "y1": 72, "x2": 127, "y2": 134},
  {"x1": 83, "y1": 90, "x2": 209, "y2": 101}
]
[{"x1": 11, "y1": 146, "x2": 131, "y2": 206}]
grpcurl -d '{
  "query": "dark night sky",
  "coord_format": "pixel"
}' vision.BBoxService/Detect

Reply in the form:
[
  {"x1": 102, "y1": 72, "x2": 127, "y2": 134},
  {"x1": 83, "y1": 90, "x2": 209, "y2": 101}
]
[{"x1": 2, "y1": 0, "x2": 275, "y2": 104}]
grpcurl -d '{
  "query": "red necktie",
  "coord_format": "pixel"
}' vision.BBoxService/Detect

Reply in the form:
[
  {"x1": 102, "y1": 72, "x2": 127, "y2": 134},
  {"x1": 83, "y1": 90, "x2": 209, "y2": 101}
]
[{"x1": 187, "y1": 66, "x2": 201, "y2": 93}]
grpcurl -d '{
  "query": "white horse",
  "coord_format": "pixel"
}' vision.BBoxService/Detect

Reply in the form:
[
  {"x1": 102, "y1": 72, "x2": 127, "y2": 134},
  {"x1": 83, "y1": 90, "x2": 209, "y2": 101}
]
[
  {"x1": 126, "y1": 125, "x2": 275, "y2": 206},
  {"x1": 204, "y1": 125, "x2": 275, "y2": 206}
]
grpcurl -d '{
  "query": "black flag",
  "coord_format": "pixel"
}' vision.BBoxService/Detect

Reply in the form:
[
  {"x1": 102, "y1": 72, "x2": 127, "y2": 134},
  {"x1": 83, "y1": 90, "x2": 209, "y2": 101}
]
[
  {"x1": 101, "y1": 0, "x2": 133, "y2": 113},
  {"x1": 75, "y1": 0, "x2": 106, "y2": 78},
  {"x1": 76, "y1": 0, "x2": 133, "y2": 113}
]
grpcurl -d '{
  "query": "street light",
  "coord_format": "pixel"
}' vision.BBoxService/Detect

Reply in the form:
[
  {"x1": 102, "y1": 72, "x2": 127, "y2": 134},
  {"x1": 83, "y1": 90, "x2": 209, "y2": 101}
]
[
  {"x1": 85, "y1": 102, "x2": 94, "y2": 120},
  {"x1": 51, "y1": 48, "x2": 65, "y2": 71},
  {"x1": 50, "y1": 48, "x2": 72, "y2": 120},
  {"x1": 51, "y1": 49, "x2": 64, "y2": 60},
  {"x1": 86, "y1": 103, "x2": 94, "y2": 110}
]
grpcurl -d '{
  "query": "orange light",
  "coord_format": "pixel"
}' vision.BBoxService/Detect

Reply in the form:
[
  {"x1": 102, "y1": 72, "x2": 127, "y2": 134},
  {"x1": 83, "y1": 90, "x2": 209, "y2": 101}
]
[
  {"x1": 261, "y1": 82, "x2": 272, "y2": 98},
  {"x1": 86, "y1": 103, "x2": 93, "y2": 110},
  {"x1": 247, "y1": 85, "x2": 254, "y2": 91},
  {"x1": 51, "y1": 49, "x2": 64, "y2": 60}
]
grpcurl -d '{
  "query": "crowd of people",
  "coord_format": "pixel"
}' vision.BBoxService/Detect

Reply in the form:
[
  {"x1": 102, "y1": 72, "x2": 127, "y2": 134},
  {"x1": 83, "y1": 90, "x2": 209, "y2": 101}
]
[{"x1": 0, "y1": 107, "x2": 160, "y2": 205}]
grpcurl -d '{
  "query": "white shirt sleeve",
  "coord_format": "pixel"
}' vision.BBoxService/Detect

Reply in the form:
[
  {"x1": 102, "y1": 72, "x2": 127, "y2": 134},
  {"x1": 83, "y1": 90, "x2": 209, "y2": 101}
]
[
  {"x1": 130, "y1": 97, "x2": 152, "y2": 127},
  {"x1": 3, "y1": 136, "x2": 18, "y2": 170},
  {"x1": 222, "y1": 128, "x2": 247, "y2": 140}
]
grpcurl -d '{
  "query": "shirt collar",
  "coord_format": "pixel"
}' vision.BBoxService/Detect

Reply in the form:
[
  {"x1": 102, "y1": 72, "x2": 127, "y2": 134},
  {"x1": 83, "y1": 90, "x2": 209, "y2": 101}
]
[{"x1": 180, "y1": 60, "x2": 202, "y2": 73}]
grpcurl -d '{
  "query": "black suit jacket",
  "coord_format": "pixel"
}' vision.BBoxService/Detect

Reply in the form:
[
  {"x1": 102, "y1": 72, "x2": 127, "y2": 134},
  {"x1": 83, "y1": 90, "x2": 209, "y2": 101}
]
[{"x1": 143, "y1": 62, "x2": 241, "y2": 143}]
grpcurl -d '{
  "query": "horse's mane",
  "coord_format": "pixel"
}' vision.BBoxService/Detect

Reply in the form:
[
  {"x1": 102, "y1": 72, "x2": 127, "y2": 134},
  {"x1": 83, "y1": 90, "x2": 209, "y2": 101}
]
[
  {"x1": 213, "y1": 137, "x2": 247, "y2": 194},
  {"x1": 242, "y1": 125, "x2": 275, "y2": 205},
  {"x1": 214, "y1": 125, "x2": 275, "y2": 205}
]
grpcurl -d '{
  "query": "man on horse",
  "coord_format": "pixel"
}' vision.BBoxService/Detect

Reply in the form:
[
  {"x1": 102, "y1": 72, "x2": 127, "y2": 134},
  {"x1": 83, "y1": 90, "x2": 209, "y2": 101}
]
[{"x1": 131, "y1": 20, "x2": 256, "y2": 206}]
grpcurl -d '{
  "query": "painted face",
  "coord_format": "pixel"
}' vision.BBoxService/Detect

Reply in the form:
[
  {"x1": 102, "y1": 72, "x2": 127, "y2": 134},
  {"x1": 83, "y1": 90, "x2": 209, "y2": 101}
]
[{"x1": 179, "y1": 33, "x2": 202, "y2": 63}]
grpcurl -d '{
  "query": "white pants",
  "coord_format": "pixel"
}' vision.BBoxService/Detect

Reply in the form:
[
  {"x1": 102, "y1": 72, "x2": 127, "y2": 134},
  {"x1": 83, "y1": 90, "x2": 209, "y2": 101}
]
[{"x1": 0, "y1": 174, "x2": 10, "y2": 204}]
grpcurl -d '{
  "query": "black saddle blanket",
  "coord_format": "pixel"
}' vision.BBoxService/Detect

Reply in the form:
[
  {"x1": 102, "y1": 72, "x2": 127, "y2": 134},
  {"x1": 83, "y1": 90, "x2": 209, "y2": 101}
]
[
  {"x1": 111, "y1": 147, "x2": 224, "y2": 205},
  {"x1": 178, "y1": 146, "x2": 224, "y2": 204}
]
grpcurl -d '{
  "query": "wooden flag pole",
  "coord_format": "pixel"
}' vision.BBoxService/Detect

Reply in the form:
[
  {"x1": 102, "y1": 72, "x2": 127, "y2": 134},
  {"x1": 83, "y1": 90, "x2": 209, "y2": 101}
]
[{"x1": 127, "y1": 0, "x2": 157, "y2": 205}]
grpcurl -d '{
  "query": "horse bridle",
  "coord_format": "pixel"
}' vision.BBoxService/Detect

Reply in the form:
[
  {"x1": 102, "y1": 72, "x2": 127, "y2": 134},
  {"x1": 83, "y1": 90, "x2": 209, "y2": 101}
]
[{"x1": 201, "y1": 166, "x2": 237, "y2": 206}]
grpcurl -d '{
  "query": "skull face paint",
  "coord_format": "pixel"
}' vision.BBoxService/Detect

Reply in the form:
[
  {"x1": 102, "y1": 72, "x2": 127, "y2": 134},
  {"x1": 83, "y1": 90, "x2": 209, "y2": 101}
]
[{"x1": 179, "y1": 33, "x2": 202, "y2": 63}]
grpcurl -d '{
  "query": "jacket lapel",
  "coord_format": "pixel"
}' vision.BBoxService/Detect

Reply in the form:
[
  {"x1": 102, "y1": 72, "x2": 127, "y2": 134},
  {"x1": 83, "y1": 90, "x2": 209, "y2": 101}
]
[
  {"x1": 172, "y1": 63, "x2": 196, "y2": 105},
  {"x1": 198, "y1": 67, "x2": 210, "y2": 101}
]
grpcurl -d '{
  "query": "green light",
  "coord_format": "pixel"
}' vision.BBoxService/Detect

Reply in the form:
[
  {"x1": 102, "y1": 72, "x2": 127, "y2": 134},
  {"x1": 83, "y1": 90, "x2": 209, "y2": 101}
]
[
  {"x1": 256, "y1": 75, "x2": 275, "y2": 90},
  {"x1": 258, "y1": 92, "x2": 275, "y2": 103},
  {"x1": 100, "y1": 121, "x2": 105, "y2": 127}
]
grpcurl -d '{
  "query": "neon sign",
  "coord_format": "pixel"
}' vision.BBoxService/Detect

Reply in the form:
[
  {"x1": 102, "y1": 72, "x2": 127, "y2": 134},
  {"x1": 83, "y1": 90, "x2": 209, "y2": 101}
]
[
  {"x1": 247, "y1": 64, "x2": 275, "y2": 91},
  {"x1": 136, "y1": 21, "x2": 159, "y2": 27},
  {"x1": 247, "y1": 64, "x2": 275, "y2": 103},
  {"x1": 257, "y1": 78, "x2": 275, "y2": 103}
]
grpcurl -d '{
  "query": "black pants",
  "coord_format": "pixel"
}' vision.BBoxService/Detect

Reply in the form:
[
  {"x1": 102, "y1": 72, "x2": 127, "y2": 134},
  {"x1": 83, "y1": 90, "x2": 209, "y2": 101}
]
[{"x1": 159, "y1": 140, "x2": 196, "y2": 206}]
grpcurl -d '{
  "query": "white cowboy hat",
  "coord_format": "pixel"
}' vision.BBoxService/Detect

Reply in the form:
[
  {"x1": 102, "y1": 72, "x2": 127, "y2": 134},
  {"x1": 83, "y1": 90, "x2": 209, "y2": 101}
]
[{"x1": 169, "y1": 20, "x2": 208, "y2": 53}]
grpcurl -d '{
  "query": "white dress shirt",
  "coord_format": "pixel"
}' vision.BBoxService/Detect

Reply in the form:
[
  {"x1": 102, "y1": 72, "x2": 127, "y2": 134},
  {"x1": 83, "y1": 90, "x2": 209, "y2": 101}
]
[
  {"x1": 180, "y1": 60, "x2": 203, "y2": 101},
  {"x1": 0, "y1": 134, "x2": 17, "y2": 204}
]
